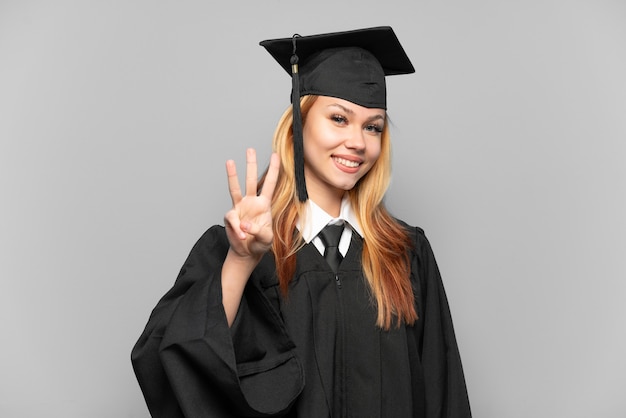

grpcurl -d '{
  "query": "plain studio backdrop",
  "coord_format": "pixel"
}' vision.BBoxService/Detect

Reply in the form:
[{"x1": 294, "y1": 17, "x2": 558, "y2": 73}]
[{"x1": 1, "y1": 1, "x2": 625, "y2": 417}]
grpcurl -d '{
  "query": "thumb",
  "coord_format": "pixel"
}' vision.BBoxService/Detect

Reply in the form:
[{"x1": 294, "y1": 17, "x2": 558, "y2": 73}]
[{"x1": 224, "y1": 210, "x2": 246, "y2": 240}]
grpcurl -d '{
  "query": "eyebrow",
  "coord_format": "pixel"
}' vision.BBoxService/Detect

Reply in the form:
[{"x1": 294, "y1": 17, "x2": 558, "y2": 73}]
[{"x1": 327, "y1": 103, "x2": 386, "y2": 122}]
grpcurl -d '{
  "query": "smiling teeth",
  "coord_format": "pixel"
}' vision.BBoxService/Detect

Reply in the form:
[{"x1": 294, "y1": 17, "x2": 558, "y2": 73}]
[{"x1": 334, "y1": 157, "x2": 360, "y2": 168}]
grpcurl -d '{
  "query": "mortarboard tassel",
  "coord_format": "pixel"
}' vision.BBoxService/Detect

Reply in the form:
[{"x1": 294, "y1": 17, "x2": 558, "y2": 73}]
[{"x1": 290, "y1": 34, "x2": 308, "y2": 202}]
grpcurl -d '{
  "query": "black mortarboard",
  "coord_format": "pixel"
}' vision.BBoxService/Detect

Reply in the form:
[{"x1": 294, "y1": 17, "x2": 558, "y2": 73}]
[{"x1": 260, "y1": 26, "x2": 415, "y2": 201}]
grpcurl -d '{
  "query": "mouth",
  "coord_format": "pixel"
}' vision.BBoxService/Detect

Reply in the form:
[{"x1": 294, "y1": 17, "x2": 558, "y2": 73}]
[{"x1": 333, "y1": 156, "x2": 361, "y2": 168}]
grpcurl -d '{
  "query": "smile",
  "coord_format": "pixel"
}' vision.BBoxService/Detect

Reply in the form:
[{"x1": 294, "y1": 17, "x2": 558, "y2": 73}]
[{"x1": 333, "y1": 157, "x2": 361, "y2": 168}]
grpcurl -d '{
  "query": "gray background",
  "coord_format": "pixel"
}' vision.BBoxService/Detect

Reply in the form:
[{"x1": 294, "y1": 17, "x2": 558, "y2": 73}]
[{"x1": 1, "y1": 0, "x2": 625, "y2": 417}]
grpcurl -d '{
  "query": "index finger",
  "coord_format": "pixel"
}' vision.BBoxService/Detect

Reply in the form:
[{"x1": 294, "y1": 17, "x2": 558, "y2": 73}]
[
  {"x1": 226, "y1": 159, "x2": 242, "y2": 206},
  {"x1": 260, "y1": 153, "x2": 280, "y2": 200},
  {"x1": 245, "y1": 148, "x2": 258, "y2": 197}
]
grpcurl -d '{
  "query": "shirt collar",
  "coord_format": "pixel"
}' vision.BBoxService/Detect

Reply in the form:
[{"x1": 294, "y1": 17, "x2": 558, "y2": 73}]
[{"x1": 298, "y1": 195, "x2": 364, "y2": 243}]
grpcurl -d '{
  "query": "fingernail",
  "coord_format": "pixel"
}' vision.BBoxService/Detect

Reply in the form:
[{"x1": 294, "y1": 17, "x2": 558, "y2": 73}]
[{"x1": 240, "y1": 222, "x2": 249, "y2": 238}]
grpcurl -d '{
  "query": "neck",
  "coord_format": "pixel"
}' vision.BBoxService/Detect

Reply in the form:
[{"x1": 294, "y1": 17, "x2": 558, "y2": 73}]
[{"x1": 308, "y1": 189, "x2": 344, "y2": 218}]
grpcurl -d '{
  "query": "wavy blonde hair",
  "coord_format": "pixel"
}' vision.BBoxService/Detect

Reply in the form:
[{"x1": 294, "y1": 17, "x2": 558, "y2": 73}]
[{"x1": 259, "y1": 95, "x2": 417, "y2": 329}]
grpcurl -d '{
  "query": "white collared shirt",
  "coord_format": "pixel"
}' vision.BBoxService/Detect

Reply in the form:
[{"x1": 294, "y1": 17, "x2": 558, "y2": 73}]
[{"x1": 297, "y1": 195, "x2": 363, "y2": 257}]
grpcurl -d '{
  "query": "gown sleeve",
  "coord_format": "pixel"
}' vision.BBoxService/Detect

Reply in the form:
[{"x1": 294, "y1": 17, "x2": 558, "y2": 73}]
[
  {"x1": 412, "y1": 227, "x2": 472, "y2": 418},
  {"x1": 130, "y1": 225, "x2": 304, "y2": 418}
]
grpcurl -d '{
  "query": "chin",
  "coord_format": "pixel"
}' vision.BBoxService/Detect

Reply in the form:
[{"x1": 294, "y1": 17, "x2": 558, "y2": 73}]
[{"x1": 337, "y1": 182, "x2": 358, "y2": 192}]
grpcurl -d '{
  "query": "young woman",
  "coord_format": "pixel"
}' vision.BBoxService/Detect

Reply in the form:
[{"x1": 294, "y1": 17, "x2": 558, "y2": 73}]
[{"x1": 132, "y1": 26, "x2": 472, "y2": 417}]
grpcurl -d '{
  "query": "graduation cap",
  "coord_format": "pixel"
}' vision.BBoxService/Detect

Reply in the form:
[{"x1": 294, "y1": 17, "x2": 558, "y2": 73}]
[{"x1": 260, "y1": 26, "x2": 415, "y2": 202}]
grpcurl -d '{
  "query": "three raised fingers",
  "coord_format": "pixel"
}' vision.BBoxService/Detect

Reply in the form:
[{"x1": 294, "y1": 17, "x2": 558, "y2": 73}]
[{"x1": 226, "y1": 148, "x2": 280, "y2": 205}]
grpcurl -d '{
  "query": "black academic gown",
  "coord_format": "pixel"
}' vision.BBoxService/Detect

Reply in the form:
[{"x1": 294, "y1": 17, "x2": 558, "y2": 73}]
[{"x1": 131, "y1": 223, "x2": 471, "y2": 417}]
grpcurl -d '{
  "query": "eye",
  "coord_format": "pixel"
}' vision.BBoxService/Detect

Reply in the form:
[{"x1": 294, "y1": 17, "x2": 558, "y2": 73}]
[
  {"x1": 364, "y1": 123, "x2": 384, "y2": 134},
  {"x1": 331, "y1": 114, "x2": 348, "y2": 125}
]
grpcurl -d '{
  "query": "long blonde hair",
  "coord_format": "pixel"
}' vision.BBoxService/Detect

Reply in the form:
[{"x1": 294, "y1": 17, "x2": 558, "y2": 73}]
[{"x1": 259, "y1": 95, "x2": 417, "y2": 329}]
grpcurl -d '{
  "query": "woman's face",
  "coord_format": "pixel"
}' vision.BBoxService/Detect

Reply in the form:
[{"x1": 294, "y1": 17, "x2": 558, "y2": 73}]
[{"x1": 302, "y1": 95, "x2": 385, "y2": 203}]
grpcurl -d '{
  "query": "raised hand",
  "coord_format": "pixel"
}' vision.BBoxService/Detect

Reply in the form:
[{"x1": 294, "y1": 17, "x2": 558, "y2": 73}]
[{"x1": 224, "y1": 148, "x2": 280, "y2": 260}]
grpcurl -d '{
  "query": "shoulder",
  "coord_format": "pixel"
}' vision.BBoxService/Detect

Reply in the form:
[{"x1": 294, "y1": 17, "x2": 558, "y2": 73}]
[
  {"x1": 394, "y1": 218, "x2": 428, "y2": 249},
  {"x1": 175, "y1": 225, "x2": 231, "y2": 275},
  {"x1": 196, "y1": 224, "x2": 227, "y2": 242},
  {"x1": 191, "y1": 224, "x2": 229, "y2": 253},
  {"x1": 392, "y1": 218, "x2": 441, "y2": 269}
]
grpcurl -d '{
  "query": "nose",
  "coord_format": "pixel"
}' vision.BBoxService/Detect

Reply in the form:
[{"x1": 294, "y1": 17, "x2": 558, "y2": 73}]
[{"x1": 344, "y1": 127, "x2": 366, "y2": 152}]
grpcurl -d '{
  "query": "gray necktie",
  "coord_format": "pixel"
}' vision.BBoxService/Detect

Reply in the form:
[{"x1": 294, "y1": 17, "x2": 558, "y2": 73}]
[{"x1": 318, "y1": 224, "x2": 344, "y2": 273}]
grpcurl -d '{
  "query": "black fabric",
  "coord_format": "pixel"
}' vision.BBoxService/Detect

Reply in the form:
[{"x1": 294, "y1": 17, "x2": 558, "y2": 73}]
[
  {"x1": 297, "y1": 46, "x2": 386, "y2": 109},
  {"x1": 260, "y1": 27, "x2": 415, "y2": 80},
  {"x1": 131, "y1": 223, "x2": 472, "y2": 417},
  {"x1": 260, "y1": 26, "x2": 415, "y2": 110},
  {"x1": 318, "y1": 224, "x2": 344, "y2": 273}
]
